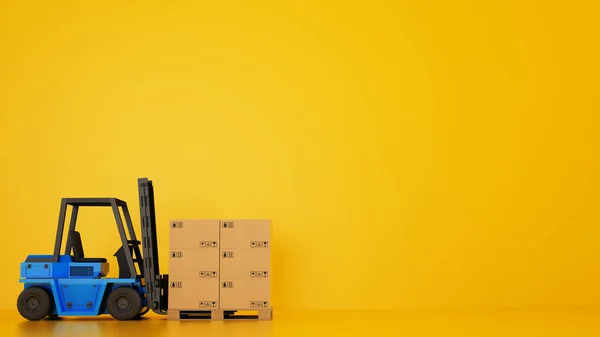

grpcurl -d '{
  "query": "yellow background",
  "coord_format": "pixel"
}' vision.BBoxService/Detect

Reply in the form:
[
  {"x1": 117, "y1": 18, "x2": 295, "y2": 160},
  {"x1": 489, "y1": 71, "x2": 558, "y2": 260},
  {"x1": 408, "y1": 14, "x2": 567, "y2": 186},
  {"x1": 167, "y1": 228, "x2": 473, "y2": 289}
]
[{"x1": 1, "y1": 0, "x2": 599, "y2": 313}]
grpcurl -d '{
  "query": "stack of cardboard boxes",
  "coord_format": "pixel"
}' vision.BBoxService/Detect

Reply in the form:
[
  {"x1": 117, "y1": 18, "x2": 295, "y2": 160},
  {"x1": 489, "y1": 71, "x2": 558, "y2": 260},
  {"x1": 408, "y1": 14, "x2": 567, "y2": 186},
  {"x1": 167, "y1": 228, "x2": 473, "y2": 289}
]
[{"x1": 167, "y1": 219, "x2": 271, "y2": 320}]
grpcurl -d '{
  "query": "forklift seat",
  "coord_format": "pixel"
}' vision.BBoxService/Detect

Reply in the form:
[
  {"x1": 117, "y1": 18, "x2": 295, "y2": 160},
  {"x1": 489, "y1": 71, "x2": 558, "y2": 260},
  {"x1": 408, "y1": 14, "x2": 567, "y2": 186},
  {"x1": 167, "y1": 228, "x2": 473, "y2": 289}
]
[{"x1": 68, "y1": 231, "x2": 107, "y2": 263}]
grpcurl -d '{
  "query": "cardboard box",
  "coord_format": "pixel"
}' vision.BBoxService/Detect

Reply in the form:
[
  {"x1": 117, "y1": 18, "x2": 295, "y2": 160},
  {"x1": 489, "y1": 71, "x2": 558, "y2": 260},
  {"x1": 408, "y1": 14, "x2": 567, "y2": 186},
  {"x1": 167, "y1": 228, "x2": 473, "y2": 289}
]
[
  {"x1": 219, "y1": 249, "x2": 271, "y2": 280},
  {"x1": 170, "y1": 219, "x2": 219, "y2": 250},
  {"x1": 219, "y1": 278, "x2": 271, "y2": 310},
  {"x1": 168, "y1": 278, "x2": 220, "y2": 310},
  {"x1": 220, "y1": 219, "x2": 271, "y2": 250},
  {"x1": 169, "y1": 249, "x2": 220, "y2": 279}
]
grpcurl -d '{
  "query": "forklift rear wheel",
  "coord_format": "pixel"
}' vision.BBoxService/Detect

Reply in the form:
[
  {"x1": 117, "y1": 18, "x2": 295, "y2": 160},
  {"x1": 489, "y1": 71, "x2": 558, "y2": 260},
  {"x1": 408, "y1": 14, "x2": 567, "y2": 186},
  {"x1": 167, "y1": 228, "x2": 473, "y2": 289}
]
[
  {"x1": 17, "y1": 287, "x2": 52, "y2": 321},
  {"x1": 107, "y1": 287, "x2": 142, "y2": 321}
]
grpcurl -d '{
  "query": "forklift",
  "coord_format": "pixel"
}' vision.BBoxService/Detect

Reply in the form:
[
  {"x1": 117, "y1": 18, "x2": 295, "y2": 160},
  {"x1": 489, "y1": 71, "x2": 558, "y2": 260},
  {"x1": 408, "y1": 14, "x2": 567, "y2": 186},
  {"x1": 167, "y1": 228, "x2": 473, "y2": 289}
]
[{"x1": 16, "y1": 178, "x2": 169, "y2": 320}]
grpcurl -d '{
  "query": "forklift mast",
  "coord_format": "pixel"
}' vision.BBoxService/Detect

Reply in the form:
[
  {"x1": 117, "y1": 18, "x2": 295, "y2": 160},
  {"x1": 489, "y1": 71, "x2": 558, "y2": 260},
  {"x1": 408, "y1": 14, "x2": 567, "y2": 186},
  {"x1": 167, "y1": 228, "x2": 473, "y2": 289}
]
[{"x1": 138, "y1": 178, "x2": 169, "y2": 314}]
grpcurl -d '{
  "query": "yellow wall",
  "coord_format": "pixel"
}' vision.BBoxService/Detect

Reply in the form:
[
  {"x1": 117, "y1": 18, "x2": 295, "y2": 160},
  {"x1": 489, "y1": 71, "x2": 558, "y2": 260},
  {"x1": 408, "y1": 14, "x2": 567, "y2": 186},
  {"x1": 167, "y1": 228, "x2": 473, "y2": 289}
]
[{"x1": 1, "y1": 0, "x2": 599, "y2": 311}]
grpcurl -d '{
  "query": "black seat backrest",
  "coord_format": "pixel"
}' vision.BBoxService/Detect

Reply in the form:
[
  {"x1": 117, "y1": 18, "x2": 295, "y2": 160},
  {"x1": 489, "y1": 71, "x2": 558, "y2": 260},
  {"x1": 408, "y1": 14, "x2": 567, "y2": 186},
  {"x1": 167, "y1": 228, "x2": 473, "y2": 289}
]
[
  {"x1": 68, "y1": 231, "x2": 85, "y2": 260},
  {"x1": 66, "y1": 230, "x2": 107, "y2": 263}
]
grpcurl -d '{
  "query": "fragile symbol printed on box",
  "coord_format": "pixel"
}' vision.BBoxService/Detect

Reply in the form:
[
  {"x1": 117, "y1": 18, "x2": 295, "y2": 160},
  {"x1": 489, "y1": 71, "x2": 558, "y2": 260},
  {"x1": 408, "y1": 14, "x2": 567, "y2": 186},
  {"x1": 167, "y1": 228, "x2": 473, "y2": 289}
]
[
  {"x1": 199, "y1": 301, "x2": 217, "y2": 308},
  {"x1": 171, "y1": 222, "x2": 183, "y2": 228},
  {"x1": 250, "y1": 241, "x2": 269, "y2": 248},
  {"x1": 250, "y1": 301, "x2": 269, "y2": 308},
  {"x1": 222, "y1": 221, "x2": 234, "y2": 228},
  {"x1": 222, "y1": 251, "x2": 234, "y2": 258},
  {"x1": 250, "y1": 271, "x2": 268, "y2": 278},
  {"x1": 222, "y1": 281, "x2": 234, "y2": 288},
  {"x1": 170, "y1": 281, "x2": 183, "y2": 288},
  {"x1": 171, "y1": 251, "x2": 183, "y2": 258},
  {"x1": 199, "y1": 271, "x2": 218, "y2": 278},
  {"x1": 199, "y1": 241, "x2": 218, "y2": 248}
]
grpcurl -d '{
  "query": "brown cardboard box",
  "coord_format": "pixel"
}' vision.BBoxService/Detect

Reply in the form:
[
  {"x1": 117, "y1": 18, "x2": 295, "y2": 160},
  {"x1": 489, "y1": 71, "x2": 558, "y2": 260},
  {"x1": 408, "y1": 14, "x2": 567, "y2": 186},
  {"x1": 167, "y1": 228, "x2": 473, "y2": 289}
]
[
  {"x1": 219, "y1": 249, "x2": 271, "y2": 280},
  {"x1": 169, "y1": 249, "x2": 220, "y2": 279},
  {"x1": 168, "y1": 278, "x2": 220, "y2": 310},
  {"x1": 170, "y1": 219, "x2": 220, "y2": 250},
  {"x1": 219, "y1": 278, "x2": 271, "y2": 310},
  {"x1": 220, "y1": 219, "x2": 271, "y2": 250}
]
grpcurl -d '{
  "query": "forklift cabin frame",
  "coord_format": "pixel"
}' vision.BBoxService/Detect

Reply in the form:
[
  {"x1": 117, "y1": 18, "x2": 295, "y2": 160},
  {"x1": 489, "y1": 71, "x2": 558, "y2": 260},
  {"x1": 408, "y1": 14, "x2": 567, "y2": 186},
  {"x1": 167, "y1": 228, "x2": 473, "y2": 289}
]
[{"x1": 24, "y1": 198, "x2": 144, "y2": 280}]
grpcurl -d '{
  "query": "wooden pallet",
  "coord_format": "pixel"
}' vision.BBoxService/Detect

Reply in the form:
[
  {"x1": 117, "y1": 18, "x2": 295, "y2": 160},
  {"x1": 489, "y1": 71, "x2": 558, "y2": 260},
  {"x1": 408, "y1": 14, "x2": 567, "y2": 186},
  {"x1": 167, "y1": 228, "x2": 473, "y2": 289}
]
[{"x1": 167, "y1": 308, "x2": 273, "y2": 321}]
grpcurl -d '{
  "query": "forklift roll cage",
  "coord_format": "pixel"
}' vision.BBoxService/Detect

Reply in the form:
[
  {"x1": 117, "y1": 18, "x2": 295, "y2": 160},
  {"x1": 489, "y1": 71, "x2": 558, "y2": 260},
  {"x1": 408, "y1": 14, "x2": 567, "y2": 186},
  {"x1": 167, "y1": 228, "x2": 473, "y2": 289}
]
[{"x1": 26, "y1": 198, "x2": 142, "y2": 279}]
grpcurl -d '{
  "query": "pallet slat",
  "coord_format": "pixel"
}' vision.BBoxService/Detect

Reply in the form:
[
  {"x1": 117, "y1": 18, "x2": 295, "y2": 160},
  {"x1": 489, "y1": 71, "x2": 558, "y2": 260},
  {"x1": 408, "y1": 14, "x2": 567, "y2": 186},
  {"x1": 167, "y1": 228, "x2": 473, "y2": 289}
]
[{"x1": 167, "y1": 308, "x2": 272, "y2": 321}]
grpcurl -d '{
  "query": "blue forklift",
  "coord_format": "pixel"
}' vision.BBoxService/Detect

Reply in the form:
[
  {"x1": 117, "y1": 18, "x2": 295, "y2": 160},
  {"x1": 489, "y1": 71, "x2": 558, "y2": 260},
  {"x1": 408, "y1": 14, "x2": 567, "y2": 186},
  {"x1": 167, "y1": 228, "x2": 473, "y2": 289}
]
[{"x1": 16, "y1": 178, "x2": 169, "y2": 320}]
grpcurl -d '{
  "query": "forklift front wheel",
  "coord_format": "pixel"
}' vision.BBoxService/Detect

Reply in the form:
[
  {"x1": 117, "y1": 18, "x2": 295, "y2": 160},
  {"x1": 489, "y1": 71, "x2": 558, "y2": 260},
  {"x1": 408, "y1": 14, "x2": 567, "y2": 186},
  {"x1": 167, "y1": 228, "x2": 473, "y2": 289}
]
[
  {"x1": 17, "y1": 287, "x2": 52, "y2": 321},
  {"x1": 107, "y1": 287, "x2": 142, "y2": 321}
]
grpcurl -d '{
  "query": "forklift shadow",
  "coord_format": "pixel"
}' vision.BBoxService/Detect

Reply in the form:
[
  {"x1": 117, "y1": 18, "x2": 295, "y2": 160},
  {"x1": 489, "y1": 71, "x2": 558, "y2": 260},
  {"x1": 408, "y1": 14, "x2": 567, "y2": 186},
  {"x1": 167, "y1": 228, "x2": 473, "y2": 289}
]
[
  {"x1": 15, "y1": 316, "x2": 156, "y2": 337},
  {"x1": 17, "y1": 320, "x2": 101, "y2": 337}
]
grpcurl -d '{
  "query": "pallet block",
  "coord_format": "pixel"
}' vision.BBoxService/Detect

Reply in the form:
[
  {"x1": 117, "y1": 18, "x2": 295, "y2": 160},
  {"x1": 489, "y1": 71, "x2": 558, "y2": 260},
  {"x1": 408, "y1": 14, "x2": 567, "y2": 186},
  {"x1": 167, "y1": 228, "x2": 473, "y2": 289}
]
[{"x1": 167, "y1": 308, "x2": 272, "y2": 321}]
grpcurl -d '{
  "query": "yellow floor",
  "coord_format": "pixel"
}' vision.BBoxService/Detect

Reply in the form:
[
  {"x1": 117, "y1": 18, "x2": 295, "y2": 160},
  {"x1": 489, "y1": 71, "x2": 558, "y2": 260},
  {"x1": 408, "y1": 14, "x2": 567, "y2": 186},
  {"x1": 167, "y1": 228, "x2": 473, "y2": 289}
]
[{"x1": 3, "y1": 309, "x2": 600, "y2": 337}]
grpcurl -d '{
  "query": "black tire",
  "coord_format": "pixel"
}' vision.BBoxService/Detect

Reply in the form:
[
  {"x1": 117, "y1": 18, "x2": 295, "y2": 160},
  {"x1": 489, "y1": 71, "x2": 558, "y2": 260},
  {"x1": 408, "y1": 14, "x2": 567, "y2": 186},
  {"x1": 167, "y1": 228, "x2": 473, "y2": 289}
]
[
  {"x1": 106, "y1": 287, "x2": 142, "y2": 321},
  {"x1": 17, "y1": 287, "x2": 52, "y2": 321}
]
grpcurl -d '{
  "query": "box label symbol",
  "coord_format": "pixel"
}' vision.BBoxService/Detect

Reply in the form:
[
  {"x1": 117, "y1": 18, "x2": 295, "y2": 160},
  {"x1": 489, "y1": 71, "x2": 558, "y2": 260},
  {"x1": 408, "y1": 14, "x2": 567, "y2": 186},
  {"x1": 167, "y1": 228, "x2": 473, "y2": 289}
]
[
  {"x1": 170, "y1": 281, "x2": 183, "y2": 288},
  {"x1": 250, "y1": 241, "x2": 269, "y2": 248},
  {"x1": 171, "y1": 251, "x2": 183, "y2": 258},
  {"x1": 199, "y1": 241, "x2": 218, "y2": 248},
  {"x1": 199, "y1": 271, "x2": 218, "y2": 278},
  {"x1": 199, "y1": 301, "x2": 217, "y2": 308},
  {"x1": 250, "y1": 301, "x2": 269, "y2": 308},
  {"x1": 171, "y1": 222, "x2": 183, "y2": 228},
  {"x1": 250, "y1": 271, "x2": 268, "y2": 278},
  {"x1": 222, "y1": 221, "x2": 234, "y2": 228},
  {"x1": 222, "y1": 281, "x2": 234, "y2": 288},
  {"x1": 222, "y1": 251, "x2": 234, "y2": 258}
]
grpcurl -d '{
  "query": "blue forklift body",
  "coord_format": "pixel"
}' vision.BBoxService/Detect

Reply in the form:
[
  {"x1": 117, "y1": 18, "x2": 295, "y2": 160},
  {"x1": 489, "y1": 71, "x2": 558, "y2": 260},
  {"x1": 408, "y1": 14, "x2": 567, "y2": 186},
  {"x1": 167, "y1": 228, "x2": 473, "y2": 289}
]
[{"x1": 19, "y1": 254, "x2": 145, "y2": 317}]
